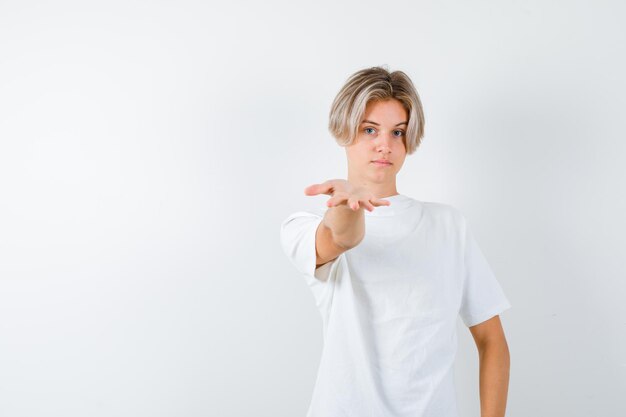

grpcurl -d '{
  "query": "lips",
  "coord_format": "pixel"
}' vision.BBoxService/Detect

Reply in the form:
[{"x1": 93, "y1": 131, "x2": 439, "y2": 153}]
[{"x1": 372, "y1": 160, "x2": 392, "y2": 165}]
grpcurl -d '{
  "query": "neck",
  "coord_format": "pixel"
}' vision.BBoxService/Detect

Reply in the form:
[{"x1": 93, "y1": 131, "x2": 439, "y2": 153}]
[{"x1": 347, "y1": 173, "x2": 399, "y2": 199}]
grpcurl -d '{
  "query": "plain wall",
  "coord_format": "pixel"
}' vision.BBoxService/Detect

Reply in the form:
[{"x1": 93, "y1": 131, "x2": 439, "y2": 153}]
[{"x1": 1, "y1": 0, "x2": 624, "y2": 416}]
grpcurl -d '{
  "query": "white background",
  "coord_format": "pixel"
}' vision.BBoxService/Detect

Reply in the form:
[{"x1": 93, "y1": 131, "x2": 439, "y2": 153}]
[{"x1": 1, "y1": 1, "x2": 624, "y2": 416}]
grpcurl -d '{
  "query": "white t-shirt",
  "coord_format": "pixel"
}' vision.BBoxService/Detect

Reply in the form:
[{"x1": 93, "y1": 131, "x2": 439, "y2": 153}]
[{"x1": 279, "y1": 194, "x2": 512, "y2": 417}]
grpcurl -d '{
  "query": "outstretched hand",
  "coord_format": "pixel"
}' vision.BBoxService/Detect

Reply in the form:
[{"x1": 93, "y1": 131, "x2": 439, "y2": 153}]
[{"x1": 304, "y1": 179, "x2": 391, "y2": 212}]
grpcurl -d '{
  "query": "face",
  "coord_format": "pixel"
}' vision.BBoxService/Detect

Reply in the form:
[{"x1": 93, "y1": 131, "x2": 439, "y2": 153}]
[{"x1": 345, "y1": 98, "x2": 408, "y2": 189}]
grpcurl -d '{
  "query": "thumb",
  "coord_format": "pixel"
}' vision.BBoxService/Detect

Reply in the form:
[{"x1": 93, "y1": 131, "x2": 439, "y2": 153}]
[
  {"x1": 304, "y1": 181, "x2": 334, "y2": 196},
  {"x1": 304, "y1": 183, "x2": 322, "y2": 196}
]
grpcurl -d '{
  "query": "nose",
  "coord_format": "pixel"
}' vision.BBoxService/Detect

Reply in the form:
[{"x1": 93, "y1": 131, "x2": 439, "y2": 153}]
[{"x1": 376, "y1": 134, "x2": 393, "y2": 154}]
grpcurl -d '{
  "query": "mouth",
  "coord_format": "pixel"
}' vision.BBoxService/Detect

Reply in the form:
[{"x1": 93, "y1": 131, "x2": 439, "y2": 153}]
[{"x1": 372, "y1": 160, "x2": 392, "y2": 165}]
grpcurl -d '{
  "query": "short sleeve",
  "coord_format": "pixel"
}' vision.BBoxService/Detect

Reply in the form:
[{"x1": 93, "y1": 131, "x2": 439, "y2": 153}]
[
  {"x1": 279, "y1": 211, "x2": 340, "y2": 283},
  {"x1": 458, "y1": 215, "x2": 512, "y2": 327}
]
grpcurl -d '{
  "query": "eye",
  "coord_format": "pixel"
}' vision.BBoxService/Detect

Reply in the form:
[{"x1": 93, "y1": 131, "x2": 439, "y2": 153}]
[
  {"x1": 364, "y1": 127, "x2": 376, "y2": 135},
  {"x1": 393, "y1": 130, "x2": 405, "y2": 137}
]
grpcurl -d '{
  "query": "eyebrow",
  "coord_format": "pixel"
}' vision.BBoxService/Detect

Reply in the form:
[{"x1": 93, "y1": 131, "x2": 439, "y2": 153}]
[{"x1": 361, "y1": 120, "x2": 408, "y2": 126}]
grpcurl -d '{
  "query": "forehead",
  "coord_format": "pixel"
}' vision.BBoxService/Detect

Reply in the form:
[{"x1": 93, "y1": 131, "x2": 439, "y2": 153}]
[
  {"x1": 362, "y1": 99, "x2": 407, "y2": 120},
  {"x1": 361, "y1": 100, "x2": 408, "y2": 126}
]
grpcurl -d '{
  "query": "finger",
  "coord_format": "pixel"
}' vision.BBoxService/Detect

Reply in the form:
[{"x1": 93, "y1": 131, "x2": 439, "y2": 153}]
[
  {"x1": 363, "y1": 200, "x2": 375, "y2": 212},
  {"x1": 347, "y1": 197, "x2": 360, "y2": 211},
  {"x1": 328, "y1": 190, "x2": 351, "y2": 206},
  {"x1": 304, "y1": 184, "x2": 321, "y2": 196},
  {"x1": 304, "y1": 182, "x2": 332, "y2": 196},
  {"x1": 372, "y1": 198, "x2": 391, "y2": 207},
  {"x1": 326, "y1": 194, "x2": 347, "y2": 207}
]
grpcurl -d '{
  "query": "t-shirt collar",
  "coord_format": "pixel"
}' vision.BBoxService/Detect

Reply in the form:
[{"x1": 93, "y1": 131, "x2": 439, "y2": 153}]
[{"x1": 365, "y1": 194, "x2": 415, "y2": 216}]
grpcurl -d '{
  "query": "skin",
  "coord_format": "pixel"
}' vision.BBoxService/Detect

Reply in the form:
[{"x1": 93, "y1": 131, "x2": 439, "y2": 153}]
[
  {"x1": 304, "y1": 98, "x2": 408, "y2": 211},
  {"x1": 306, "y1": 98, "x2": 511, "y2": 416},
  {"x1": 469, "y1": 315, "x2": 511, "y2": 417},
  {"x1": 302, "y1": 98, "x2": 409, "y2": 249},
  {"x1": 345, "y1": 98, "x2": 408, "y2": 201}
]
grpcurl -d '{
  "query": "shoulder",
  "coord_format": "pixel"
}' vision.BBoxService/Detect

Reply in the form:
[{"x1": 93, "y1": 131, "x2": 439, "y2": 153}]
[
  {"x1": 418, "y1": 201, "x2": 469, "y2": 244},
  {"x1": 421, "y1": 201, "x2": 466, "y2": 225},
  {"x1": 281, "y1": 209, "x2": 323, "y2": 226},
  {"x1": 280, "y1": 209, "x2": 324, "y2": 239}
]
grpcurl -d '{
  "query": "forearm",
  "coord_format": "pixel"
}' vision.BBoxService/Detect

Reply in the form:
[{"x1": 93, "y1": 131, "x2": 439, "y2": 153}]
[
  {"x1": 477, "y1": 341, "x2": 510, "y2": 417},
  {"x1": 322, "y1": 205, "x2": 365, "y2": 248}
]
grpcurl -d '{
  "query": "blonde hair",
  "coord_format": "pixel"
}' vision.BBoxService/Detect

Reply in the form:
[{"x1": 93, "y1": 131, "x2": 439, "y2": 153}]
[{"x1": 328, "y1": 65, "x2": 425, "y2": 155}]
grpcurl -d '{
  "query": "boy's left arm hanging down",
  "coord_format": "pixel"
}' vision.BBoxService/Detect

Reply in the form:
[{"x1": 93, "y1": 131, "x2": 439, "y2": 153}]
[{"x1": 469, "y1": 315, "x2": 511, "y2": 417}]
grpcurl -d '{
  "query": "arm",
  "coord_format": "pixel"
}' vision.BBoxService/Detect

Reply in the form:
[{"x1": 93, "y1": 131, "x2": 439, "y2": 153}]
[
  {"x1": 304, "y1": 179, "x2": 390, "y2": 268},
  {"x1": 322, "y1": 202, "x2": 365, "y2": 247},
  {"x1": 468, "y1": 315, "x2": 511, "y2": 417},
  {"x1": 314, "y1": 203, "x2": 365, "y2": 268}
]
